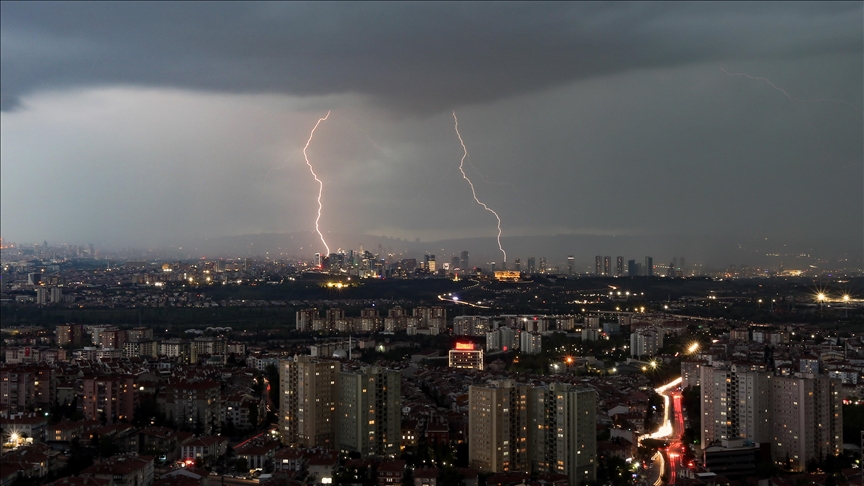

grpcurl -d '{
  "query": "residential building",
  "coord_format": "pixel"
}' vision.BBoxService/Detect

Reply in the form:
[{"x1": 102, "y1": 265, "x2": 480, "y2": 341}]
[
  {"x1": 337, "y1": 366, "x2": 401, "y2": 456},
  {"x1": 279, "y1": 356, "x2": 340, "y2": 448}
]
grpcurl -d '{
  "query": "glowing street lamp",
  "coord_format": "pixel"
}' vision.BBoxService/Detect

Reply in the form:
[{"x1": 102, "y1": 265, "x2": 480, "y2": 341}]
[{"x1": 687, "y1": 342, "x2": 699, "y2": 354}]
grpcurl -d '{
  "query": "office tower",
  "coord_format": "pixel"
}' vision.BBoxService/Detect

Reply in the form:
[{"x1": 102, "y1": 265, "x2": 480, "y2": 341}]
[
  {"x1": 468, "y1": 380, "x2": 531, "y2": 473},
  {"x1": 771, "y1": 374, "x2": 842, "y2": 471},
  {"x1": 451, "y1": 256, "x2": 461, "y2": 269},
  {"x1": 279, "y1": 356, "x2": 341, "y2": 448},
  {"x1": 449, "y1": 342, "x2": 484, "y2": 370},
  {"x1": 644, "y1": 256, "x2": 654, "y2": 277},
  {"x1": 567, "y1": 255, "x2": 575, "y2": 275},
  {"x1": 460, "y1": 251, "x2": 470, "y2": 269},
  {"x1": 36, "y1": 287, "x2": 47, "y2": 305},
  {"x1": 539, "y1": 257, "x2": 547, "y2": 273},
  {"x1": 527, "y1": 257, "x2": 536, "y2": 274},
  {"x1": 338, "y1": 366, "x2": 401, "y2": 456},
  {"x1": 595, "y1": 256, "x2": 602, "y2": 275},
  {"x1": 627, "y1": 259, "x2": 638, "y2": 277},
  {"x1": 603, "y1": 256, "x2": 611, "y2": 276},
  {"x1": 616, "y1": 257, "x2": 623, "y2": 277},
  {"x1": 425, "y1": 254, "x2": 436, "y2": 272},
  {"x1": 529, "y1": 384, "x2": 597, "y2": 482},
  {"x1": 314, "y1": 253, "x2": 322, "y2": 268},
  {"x1": 514, "y1": 258, "x2": 521, "y2": 272}
]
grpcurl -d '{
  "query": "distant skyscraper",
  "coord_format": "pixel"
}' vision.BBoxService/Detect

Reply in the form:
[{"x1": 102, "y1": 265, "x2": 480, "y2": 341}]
[
  {"x1": 314, "y1": 253, "x2": 322, "y2": 268},
  {"x1": 644, "y1": 256, "x2": 654, "y2": 277},
  {"x1": 527, "y1": 257, "x2": 536, "y2": 274},
  {"x1": 567, "y1": 255, "x2": 575, "y2": 275},
  {"x1": 603, "y1": 256, "x2": 611, "y2": 276},
  {"x1": 616, "y1": 257, "x2": 623, "y2": 277},
  {"x1": 460, "y1": 251, "x2": 470, "y2": 269},
  {"x1": 451, "y1": 256, "x2": 460, "y2": 269},
  {"x1": 539, "y1": 257, "x2": 547, "y2": 273},
  {"x1": 679, "y1": 257, "x2": 686, "y2": 276},
  {"x1": 425, "y1": 254, "x2": 436, "y2": 272},
  {"x1": 627, "y1": 259, "x2": 638, "y2": 277},
  {"x1": 595, "y1": 256, "x2": 602, "y2": 275},
  {"x1": 514, "y1": 258, "x2": 521, "y2": 272}
]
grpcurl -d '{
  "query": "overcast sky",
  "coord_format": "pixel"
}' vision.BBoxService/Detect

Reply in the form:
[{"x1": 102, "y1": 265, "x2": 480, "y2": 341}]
[{"x1": 1, "y1": 2, "x2": 861, "y2": 262}]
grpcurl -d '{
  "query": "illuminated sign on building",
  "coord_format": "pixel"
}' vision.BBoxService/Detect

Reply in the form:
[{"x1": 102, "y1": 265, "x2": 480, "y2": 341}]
[{"x1": 455, "y1": 342, "x2": 475, "y2": 350}]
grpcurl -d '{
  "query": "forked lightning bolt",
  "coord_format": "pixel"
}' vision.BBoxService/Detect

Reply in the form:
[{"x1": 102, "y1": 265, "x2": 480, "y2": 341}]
[
  {"x1": 303, "y1": 111, "x2": 331, "y2": 257},
  {"x1": 453, "y1": 111, "x2": 507, "y2": 265},
  {"x1": 721, "y1": 68, "x2": 860, "y2": 112}
]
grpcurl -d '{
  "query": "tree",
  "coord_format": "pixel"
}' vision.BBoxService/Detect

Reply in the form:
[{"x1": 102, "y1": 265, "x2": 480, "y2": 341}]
[
  {"x1": 247, "y1": 402, "x2": 259, "y2": 430},
  {"x1": 235, "y1": 458, "x2": 249, "y2": 473}
]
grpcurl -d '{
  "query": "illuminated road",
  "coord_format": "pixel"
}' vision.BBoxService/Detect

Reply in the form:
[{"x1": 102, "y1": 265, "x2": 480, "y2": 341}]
[{"x1": 639, "y1": 377, "x2": 682, "y2": 485}]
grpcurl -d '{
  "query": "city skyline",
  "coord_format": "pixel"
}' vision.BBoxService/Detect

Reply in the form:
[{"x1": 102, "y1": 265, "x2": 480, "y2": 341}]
[{"x1": 1, "y1": 3, "x2": 861, "y2": 262}]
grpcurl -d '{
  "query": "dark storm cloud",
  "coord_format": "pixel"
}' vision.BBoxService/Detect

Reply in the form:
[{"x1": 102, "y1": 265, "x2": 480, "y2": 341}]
[{"x1": 1, "y1": 2, "x2": 860, "y2": 113}]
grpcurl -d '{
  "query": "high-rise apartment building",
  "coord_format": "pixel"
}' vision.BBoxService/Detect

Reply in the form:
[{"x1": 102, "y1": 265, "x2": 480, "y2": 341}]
[
  {"x1": 700, "y1": 366, "x2": 842, "y2": 472},
  {"x1": 337, "y1": 366, "x2": 401, "y2": 456},
  {"x1": 616, "y1": 257, "x2": 623, "y2": 277},
  {"x1": 630, "y1": 327, "x2": 664, "y2": 358},
  {"x1": 468, "y1": 380, "x2": 531, "y2": 473},
  {"x1": 295, "y1": 308, "x2": 318, "y2": 332},
  {"x1": 159, "y1": 380, "x2": 221, "y2": 434},
  {"x1": 279, "y1": 356, "x2": 341, "y2": 448},
  {"x1": 595, "y1": 256, "x2": 602, "y2": 276},
  {"x1": 567, "y1": 256, "x2": 575, "y2": 276},
  {"x1": 468, "y1": 381, "x2": 598, "y2": 483},
  {"x1": 603, "y1": 256, "x2": 611, "y2": 276},
  {"x1": 514, "y1": 258, "x2": 521, "y2": 272},
  {"x1": 527, "y1": 257, "x2": 536, "y2": 274},
  {"x1": 627, "y1": 259, "x2": 638, "y2": 277},
  {"x1": 529, "y1": 383, "x2": 597, "y2": 483},
  {"x1": 700, "y1": 365, "x2": 773, "y2": 447},
  {"x1": 83, "y1": 374, "x2": 137, "y2": 425},
  {"x1": 56, "y1": 323, "x2": 85, "y2": 347},
  {"x1": 771, "y1": 374, "x2": 842, "y2": 471}
]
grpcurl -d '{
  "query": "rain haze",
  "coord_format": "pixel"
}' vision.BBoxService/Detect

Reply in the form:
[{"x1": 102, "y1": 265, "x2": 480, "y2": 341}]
[{"x1": 1, "y1": 2, "x2": 862, "y2": 269}]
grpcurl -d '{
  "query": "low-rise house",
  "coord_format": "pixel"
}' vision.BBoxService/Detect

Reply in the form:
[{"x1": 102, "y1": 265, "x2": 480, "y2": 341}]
[
  {"x1": 413, "y1": 467, "x2": 439, "y2": 486},
  {"x1": 377, "y1": 459, "x2": 405, "y2": 486},
  {"x1": 80, "y1": 454, "x2": 155, "y2": 486},
  {"x1": 235, "y1": 440, "x2": 279, "y2": 471},
  {"x1": 180, "y1": 436, "x2": 228, "y2": 465}
]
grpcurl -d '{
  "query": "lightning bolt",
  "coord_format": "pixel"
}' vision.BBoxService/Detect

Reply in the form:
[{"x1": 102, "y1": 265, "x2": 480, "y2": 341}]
[
  {"x1": 303, "y1": 110, "x2": 331, "y2": 257},
  {"x1": 453, "y1": 111, "x2": 506, "y2": 265},
  {"x1": 721, "y1": 68, "x2": 860, "y2": 113}
]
